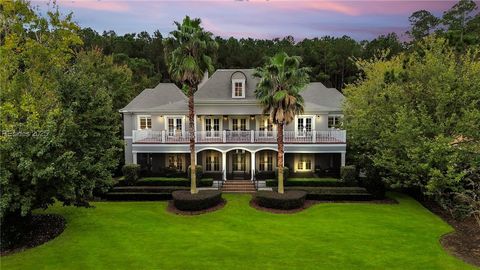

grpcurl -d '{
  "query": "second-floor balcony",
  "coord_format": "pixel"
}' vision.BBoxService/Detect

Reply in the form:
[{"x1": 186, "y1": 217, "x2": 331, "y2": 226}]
[{"x1": 132, "y1": 130, "x2": 346, "y2": 144}]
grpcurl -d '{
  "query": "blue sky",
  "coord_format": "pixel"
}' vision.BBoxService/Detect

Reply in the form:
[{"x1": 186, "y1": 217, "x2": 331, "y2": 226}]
[{"x1": 34, "y1": 1, "x2": 466, "y2": 40}]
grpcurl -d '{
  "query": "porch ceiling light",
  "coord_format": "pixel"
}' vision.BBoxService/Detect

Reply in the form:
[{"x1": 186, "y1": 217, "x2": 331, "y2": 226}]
[
  {"x1": 250, "y1": 115, "x2": 255, "y2": 120},
  {"x1": 223, "y1": 115, "x2": 228, "y2": 120}
]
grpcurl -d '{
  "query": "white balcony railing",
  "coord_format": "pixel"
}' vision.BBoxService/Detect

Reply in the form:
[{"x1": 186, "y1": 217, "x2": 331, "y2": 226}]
[{"x1": 132, "y1": 130, "x2": 346, "y2": 144}]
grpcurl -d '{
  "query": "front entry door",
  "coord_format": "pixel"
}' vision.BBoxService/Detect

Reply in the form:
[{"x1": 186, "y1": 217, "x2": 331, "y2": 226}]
[{"x1": 232, "y1": 152, "x2": 246, "y2": 172}]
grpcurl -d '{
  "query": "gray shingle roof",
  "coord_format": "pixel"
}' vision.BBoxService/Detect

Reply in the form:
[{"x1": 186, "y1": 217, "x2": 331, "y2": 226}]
[
  {"x1": 195, "y1": 69, "x2": 259, "y2": 102},
  {"x1": 302, "y1": 83, "x2": 344, "y2": 112},
  {"x1": 120, "y1": 69, "x2": 344, "y2": 113},
  {"x1": 119, "y1": 83, "x2": 187, "y2": 113}
]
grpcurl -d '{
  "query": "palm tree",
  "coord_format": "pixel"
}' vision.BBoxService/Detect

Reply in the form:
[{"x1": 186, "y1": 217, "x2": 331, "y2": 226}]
[
  {"x1": 254, "y1": 52, "x2": 310, "y2": 194},
  {"x1": 164, "y1": 16, "x2": 217, "y2": 194}
]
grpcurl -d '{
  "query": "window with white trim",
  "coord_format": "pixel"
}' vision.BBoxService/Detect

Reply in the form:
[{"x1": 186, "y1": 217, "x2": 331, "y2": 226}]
[
  {"x1": 232, "y1": 79, "x2": 245, "y2": 98},
  {"x1": 328, "y1": 115, "x2": 343, "y2": 129},
  {"x1": 205, "y1": 117, "x2": 221, "y2": 137},
  {"x1": 167, "y1": 154, "x2": 184, "y2": 171},
  {"x1": 259, "y1": 152, "x2": 273, "y2": 171},
  {"x1": 167, "y1": 117, "x2": 183, "y2": 136},
  {"x1": 138, "y1": 115, "x2": 152, "y2": 130},
  {"x1": 205, "y1": 151, "x2": 220, "y2": 172},
  {"x1": 296, "y1": 116, "x2": 314, "y2": 136}
]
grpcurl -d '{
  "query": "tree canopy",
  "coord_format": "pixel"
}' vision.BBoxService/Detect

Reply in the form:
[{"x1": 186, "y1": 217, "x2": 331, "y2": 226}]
[
  {"x1": 343, "y1": 37, "x2": 480, "y2": 221},
  {"x1": 0, "y1": 1, "x2": 129, "y2": 224}
]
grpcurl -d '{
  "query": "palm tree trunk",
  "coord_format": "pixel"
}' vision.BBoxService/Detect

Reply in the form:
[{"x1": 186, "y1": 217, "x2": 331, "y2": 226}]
[
  {"x1": 277, "y1": 123, "x2": 284, "y2": 194},
  {"x1": 188, "y1": 87, "x2": 197, "y2": 194}
]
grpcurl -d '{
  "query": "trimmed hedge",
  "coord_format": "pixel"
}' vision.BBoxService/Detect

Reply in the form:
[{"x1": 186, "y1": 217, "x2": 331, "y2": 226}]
[
  {"x1": 275, "y1": 167, "x2": 290, "y2": 181},
  {"x1": 119, "y1": 177, "x2": 213, "y2": 187},
  {"x1": 255, "y1": 190, "x2": 307, "y2": 210},
  {"x1": 255, "y1": 171, "x2": 276, "y2": 180},
  {"x1": 187, "y1": 165, "x2": 203, "y2": 180},
  {"x1": 340, "y1": 165, "x2": 356, "y2": 184},
  {"x1": 172, "y1": 190, "x2": 223, "y2": 211},
  {"x1": 284, "y1": 187, "x2": 373, "y2": 201},
  {"x1": 266, "y1": 178, "x2": 352, "y2": 187},
  {"x1": 122, "y1": 164, "x2": 140, "y2": 186},
  {"x1": 362, "y1": 177, "x2": 386, "y2": 199}
]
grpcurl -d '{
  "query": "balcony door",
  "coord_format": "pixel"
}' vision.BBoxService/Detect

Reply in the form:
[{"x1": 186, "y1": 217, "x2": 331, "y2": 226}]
[
  {"x1": 258, "y1": 117, "x2": 274, "y2": 137},
  {"x1": 167, "y1": 117, "x2": 183, "y2": 137},
  {"x1": 205, "y1": 117, "x2": 221, "y2": 137},
  {"x1": 296, "y1": 116, "x2": 313, "y2": 137},
  {"x1": 231, "y1": 118, "x2": 248, "y2": 131}
]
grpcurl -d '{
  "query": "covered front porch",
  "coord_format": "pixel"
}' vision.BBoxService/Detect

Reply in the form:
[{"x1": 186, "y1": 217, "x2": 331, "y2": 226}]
[{"x1": 135, "y1": 150, "x2": 344, "y2": 180}]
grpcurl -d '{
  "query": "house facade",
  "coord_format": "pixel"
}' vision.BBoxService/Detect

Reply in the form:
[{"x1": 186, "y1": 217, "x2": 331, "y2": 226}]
[{"x1": 120, "y1": 69, "x2": 346, "y2": 181}]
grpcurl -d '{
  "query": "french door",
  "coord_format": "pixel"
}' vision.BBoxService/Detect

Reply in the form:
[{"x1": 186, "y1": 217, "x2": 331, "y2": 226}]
[
  {"x1": 258, "y1": 117, "x2": 273, "y2": 137},
  {"x1": 297, "y1": 117, "x2": 312, "y2": 137},
  {"x1": 205, "y1": 117, "x2": 220, "y2": 137},
  {"x1": 167, "y1": 117, "x2": 183, "y2": 136},
  {"x1": 232, "y1": 152, "x2": 246, "y2": 172},
  {"x1": 232, "y1": 118, "x2": 247, "y2": 131}
]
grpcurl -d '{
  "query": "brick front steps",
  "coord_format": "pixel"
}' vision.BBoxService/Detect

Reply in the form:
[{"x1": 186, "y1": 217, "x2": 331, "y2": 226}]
[{"x1": 222, "y1": 180, "x2": 256, "y2": 193}]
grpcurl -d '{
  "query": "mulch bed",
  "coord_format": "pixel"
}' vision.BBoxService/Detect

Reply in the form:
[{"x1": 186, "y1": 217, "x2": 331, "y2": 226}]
[
  {"x1": 1, "y1": 214, "x2": 66, "y2": 256},
  {"x1": 250, "y1": 197, "x2": 397, "y2": 214},
  {"x1": 421, "y1": 200, "x2": 480, "y2": 267},
  {"x1": 166, "y1": 199, "x2": 227, "y2": 216}
]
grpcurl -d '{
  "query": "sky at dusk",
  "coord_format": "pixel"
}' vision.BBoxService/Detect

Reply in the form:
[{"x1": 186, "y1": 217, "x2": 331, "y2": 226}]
[{"x1": 33, "y1": 0, "x2": 472, "y2": 41}]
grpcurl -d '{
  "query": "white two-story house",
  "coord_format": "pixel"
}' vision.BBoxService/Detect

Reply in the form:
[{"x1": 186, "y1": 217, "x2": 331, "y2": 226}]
[{"x1": 120, "y1": 69, "x2": 346, "y2": 181}]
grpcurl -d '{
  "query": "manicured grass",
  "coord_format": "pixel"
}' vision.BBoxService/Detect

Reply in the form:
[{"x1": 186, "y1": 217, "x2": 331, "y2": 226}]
[{"x1": 1, "y1": 193, "x2": 475, "y2": 270}]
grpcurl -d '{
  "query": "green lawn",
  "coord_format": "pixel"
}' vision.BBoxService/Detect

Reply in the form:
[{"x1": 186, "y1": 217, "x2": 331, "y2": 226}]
[{"x1": 1, "y1": 193, "x2": 475, "y2": 270}]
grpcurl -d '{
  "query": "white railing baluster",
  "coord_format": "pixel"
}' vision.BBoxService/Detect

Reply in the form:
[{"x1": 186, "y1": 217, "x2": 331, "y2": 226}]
[{"x1": 132, "y1": 129, "x2": 346, "y2": 144}]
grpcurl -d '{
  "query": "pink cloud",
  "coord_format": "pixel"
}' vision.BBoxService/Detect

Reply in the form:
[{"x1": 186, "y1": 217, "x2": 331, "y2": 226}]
[
  {"x1": 250, "y1": 0, "x2": 456, "y2": 16},
  {"x1": 248, "y1": 0, "x2": 359, "y2": 16},
  {"x1": 57, "y1": 0, "x2": 130, "y2": 12}
]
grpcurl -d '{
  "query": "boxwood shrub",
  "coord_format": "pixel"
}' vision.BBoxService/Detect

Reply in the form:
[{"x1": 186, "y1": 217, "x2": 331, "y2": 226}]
[
  {"x1": 363, "y1": 177, "x2": 386, "y2": 199},
  {"x1": 255, "y1": 171, "x2": 275, "y2": 180},
  {"x1": 255, "y1": 190, "x2": 307, "y2": 210},
  {"x1": 172, "y1": 190, "x2": 222, "y2": 211},
  {"x1": 122, "y1": 164, "x2": 140, "y2": 186},
  {"x1": 340, "y1": 165, "x2": 357, "y2": 184},
  {"x1": 134, "y1": 177, "x2": 213, "y2": 187},
  {"x1": 274, "y1": 167, "x2": 290, "y2": 181},
  {"x1": 187, "y1": 165, "x2": 203, "y2": 180},
  {"x1": 266, "y1": 178, "x2": 352, "y2": 187}
]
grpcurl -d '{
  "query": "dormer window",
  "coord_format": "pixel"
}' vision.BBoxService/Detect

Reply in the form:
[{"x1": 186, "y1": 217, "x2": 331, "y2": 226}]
[{"x1": 232, "y1": 79, "x2": 245, "y2": 98}]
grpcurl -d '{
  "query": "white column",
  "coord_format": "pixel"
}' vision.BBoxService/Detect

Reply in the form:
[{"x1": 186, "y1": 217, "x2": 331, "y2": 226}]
[
  {"x1": 132, "y1": 152, "x2": 137, "y2": 164},
  {"x1": 222, "y1": 151, "x2": 227, "y2": 180},
  {"x1": 251, "y1": 151, "x2": 256, "y2": 180},
  {"x1": 341, "y1": 151, "x2": 346, "y2": 166}
]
